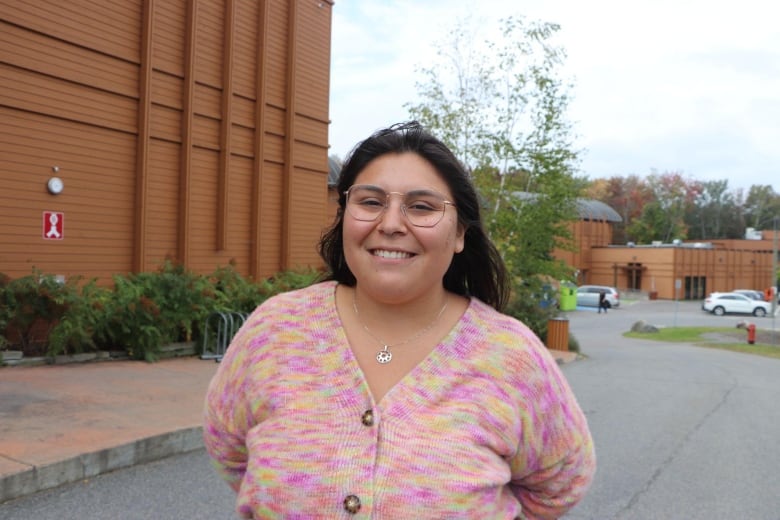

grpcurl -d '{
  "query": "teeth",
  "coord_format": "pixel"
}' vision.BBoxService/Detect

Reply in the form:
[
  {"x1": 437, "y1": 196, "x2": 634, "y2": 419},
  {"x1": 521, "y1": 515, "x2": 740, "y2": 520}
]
[{"x1": 373, "y1": 249, "x2": 412, "y2": 259}]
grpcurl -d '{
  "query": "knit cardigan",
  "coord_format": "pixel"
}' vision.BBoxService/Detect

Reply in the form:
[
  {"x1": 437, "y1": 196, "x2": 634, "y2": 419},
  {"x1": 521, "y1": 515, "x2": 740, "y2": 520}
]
[{"x1": 203, "y1": 282, "x2": 595, "y2": 519}]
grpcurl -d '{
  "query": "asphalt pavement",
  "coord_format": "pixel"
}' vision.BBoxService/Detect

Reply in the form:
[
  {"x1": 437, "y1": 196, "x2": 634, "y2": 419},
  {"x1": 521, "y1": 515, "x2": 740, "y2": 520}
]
[{"x1": 563, "y1": 298, "x2": 780, "y2": 519}]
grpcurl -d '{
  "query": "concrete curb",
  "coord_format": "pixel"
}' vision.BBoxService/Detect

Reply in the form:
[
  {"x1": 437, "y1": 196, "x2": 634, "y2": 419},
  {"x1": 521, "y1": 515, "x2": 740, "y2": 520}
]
[{"x1": 0, "y1": 427, "x2": 203, "y2": 504}]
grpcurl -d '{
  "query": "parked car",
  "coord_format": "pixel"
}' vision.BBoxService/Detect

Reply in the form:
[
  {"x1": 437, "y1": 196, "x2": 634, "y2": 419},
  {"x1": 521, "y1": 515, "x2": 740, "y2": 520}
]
[
  {"x1": 576, "y1": 285, "x2": 620, "y2": 308},
  {"x1": 733, "y1": 289, "x2": 765, "y2": 301},
  {"x1": 702, "y1": 292, "x2": 771, "y2": 317}
]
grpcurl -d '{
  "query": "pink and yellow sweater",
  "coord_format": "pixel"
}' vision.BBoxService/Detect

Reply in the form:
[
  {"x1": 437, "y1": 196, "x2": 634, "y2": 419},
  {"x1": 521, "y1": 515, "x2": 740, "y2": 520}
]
[{"x1": 203, "y1": 282, "x2": 595, "y2": 519}]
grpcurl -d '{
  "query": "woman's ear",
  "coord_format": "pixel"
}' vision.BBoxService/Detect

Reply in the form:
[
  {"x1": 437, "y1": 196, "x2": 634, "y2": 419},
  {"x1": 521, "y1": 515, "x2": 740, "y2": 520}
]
[{"x1": 454, "y1": 224, "x2": 466, "y2": 253}]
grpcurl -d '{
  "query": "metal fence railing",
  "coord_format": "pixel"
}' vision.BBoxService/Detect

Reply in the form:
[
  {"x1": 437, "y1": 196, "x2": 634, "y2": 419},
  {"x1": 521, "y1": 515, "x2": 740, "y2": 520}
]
[{"x1": 200, "y1": 311, "x2": 248, "y2": 362}]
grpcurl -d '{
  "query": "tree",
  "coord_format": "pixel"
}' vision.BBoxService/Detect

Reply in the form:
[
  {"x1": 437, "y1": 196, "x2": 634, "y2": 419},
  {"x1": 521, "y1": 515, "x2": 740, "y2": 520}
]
[
  {"x1": 595, "y1": 175, "x2": 653, "y2": 245},
  {"x1": 743, "y1": 185, "x2": 780, "y2": 232},
  {"x1": 623, "y1": 171, "x2": 698, "y2": 243},
  {"x1": 406, "y1": 15, "x2": 580, "y2": 286},
  {"x1": 685, "y1": 179, "x2": 743, "y2": 240}
]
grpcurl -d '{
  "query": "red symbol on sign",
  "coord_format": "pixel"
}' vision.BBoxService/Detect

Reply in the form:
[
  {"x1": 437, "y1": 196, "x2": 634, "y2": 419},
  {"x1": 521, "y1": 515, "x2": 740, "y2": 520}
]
[{"x1": 43, "y1": 211, "x2": 64, "y2": 240}]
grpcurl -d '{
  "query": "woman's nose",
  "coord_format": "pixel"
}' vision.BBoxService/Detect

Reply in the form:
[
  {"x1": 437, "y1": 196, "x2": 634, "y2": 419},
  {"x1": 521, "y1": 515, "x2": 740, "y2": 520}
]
[{"x1": 377, "y1": 198, "x2": 408, "y2": 233}]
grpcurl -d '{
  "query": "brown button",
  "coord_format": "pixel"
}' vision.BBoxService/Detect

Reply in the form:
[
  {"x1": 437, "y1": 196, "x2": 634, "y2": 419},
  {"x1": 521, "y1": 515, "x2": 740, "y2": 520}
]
[
  {"x1": 361, "y1": 409, "x2": 374, "y2": 426},
  {"x1": 343, "y1": 494, "x2": 361, "y2": 514}
]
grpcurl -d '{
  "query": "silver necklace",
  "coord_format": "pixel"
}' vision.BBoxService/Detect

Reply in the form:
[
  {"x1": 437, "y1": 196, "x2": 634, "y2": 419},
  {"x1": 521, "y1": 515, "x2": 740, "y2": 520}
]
[{"x1": 352, "y1": 291, "x2": 449, "y2": 364}]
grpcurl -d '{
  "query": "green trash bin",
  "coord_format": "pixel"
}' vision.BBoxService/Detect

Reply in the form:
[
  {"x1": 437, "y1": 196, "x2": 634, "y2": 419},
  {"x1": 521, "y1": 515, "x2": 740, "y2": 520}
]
[{"x1": 559, "y1": 285, "x2": 577, "y2": 311}]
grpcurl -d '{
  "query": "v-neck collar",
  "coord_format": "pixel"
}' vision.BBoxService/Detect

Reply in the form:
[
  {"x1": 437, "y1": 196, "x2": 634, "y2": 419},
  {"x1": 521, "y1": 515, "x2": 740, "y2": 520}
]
[{"x1": 326, "y1": 282, "x2": 475, "y2": 412}]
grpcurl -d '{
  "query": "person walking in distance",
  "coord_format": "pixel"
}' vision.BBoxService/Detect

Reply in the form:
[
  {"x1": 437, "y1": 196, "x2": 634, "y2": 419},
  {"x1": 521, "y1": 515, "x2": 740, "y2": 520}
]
[
  {"x1": 203, "y1": 121, "x2": 596, "y2": 519},
  {"x1": 598, "y1": 290, "x2": 607, "y2": 313}
]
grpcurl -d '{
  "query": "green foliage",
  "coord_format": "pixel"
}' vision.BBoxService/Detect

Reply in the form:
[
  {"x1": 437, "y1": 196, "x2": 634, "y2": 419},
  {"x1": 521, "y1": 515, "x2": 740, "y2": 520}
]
[
  {"x1": 503, "y1": 280, "x2": 559, "y2": 339},
  {"x1": 0, "y1": 263, "x2": 322, "y2": 363},
  {"x1": 47, "y1": 280, "x2": 111, "y2": 357},
  {"x1": 264, "y1": 267, "x2": 322, "y2": 298},
  {"x1": 209, "y1": 264, "x2": 270, "y2": 315},
  {"x1": 0, "y1": 273, "x2": 9, "y2": 349},
  {"x1": 0, "y1": 269, "x2": 77, "y2": 356}
]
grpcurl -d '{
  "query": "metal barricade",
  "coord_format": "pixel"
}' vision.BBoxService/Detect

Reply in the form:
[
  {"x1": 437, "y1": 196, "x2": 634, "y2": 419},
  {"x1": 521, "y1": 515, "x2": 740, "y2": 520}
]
[{"x1": 200, "y1": 311, "x2": 248, "y2": 362}]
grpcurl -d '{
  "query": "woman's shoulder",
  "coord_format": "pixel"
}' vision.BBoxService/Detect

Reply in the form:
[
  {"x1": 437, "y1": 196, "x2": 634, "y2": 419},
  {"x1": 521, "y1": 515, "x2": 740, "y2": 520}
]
[
  {"x1": 467, "y1": 298, "x2": 534, "y2": 336},
  {"x1": 464, "y1": 298, "x2": 554, "y2": 368},
  {"x1": 234, "y1": 281, "x2": 336, "y2": 340}
]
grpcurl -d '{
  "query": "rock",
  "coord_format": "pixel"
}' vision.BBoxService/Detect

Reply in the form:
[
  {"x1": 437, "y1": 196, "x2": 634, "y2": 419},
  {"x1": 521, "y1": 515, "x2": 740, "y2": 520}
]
[{"x1": 631, "y1": 320, "x2": 660, "y2": 333}]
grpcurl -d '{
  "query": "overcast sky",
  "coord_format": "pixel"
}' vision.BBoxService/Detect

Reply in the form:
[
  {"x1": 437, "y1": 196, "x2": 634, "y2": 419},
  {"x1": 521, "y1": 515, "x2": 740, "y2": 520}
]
[{"x1": 328, "y1": 0, "x2": 780, "y2": 194}]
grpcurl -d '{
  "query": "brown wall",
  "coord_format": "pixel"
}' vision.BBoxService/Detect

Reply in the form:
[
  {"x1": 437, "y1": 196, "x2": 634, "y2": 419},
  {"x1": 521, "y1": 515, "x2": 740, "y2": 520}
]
[
  {"x1": 0, "y1": 0, "x2": 332, "y2": 284},
  {"x1": 554, "y1": 219, "x2": 614, "y2": 275}
]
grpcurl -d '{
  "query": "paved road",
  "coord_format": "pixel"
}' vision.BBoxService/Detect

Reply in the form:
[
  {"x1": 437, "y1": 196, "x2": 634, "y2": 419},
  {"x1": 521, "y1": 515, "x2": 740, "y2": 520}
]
[
  {"x1": 0, "y1": 449, "x2": 236, "y2": 519},
  {"x1": 565, "y1": 299, "x2": 780, "y2": 519},
  {"x1": 3, "y1": 299, "x2": 779, "y2": 519}
]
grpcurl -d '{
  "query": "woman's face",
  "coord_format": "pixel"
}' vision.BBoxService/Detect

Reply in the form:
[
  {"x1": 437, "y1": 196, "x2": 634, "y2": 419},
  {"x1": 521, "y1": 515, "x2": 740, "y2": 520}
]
[{"x1": 343, "y1": 152, "x2": 465, "y2": 305}]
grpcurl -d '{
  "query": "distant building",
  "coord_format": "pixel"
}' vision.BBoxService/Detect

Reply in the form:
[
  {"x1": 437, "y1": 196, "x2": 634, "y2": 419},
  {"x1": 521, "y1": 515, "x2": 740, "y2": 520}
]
[{"x1": 561, "y1": 208, "x2": 777, "y2": 299}]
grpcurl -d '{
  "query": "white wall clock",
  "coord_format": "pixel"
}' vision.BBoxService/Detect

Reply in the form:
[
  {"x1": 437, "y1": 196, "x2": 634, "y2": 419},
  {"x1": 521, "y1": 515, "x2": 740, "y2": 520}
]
[{"x1": 47, "y1": 177, "x2": 64, "y2": 195}]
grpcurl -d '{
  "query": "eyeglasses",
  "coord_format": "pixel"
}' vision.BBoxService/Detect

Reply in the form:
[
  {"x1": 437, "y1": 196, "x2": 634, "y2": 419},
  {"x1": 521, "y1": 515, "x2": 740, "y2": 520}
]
[{"x1": 344, "y1": 184, "x2": 456, "y2": 228}]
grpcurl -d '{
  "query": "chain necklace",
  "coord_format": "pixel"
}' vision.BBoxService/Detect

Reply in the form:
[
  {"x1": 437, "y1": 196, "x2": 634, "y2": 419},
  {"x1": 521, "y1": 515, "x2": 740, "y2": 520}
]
[{"x1": 352, "y1": 291, "x2": 449, "y2": 365}]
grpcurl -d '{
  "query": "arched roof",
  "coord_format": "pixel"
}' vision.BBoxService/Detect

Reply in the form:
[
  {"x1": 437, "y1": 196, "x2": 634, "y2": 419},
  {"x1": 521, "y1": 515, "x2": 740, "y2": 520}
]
[
  {"x1": 574, "y1": 199, "x2": 622, "y2": 222},
  {"x1": 510, "y1": 191, "x2": 622, "y2": 222}
]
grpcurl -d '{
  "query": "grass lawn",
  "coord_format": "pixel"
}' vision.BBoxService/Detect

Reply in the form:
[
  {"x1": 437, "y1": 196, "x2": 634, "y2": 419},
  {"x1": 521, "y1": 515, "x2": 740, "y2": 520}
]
[{"x1": 625, "y1": 326, "x2": 780, "y2": 359}]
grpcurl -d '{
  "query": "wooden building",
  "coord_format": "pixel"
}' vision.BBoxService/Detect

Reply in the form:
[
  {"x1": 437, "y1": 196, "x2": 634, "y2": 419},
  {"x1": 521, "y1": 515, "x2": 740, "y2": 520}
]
[
  {"x1": 555, "y1": 201, "x2": 776, "y2": 300},
  {"x1": 0, "y1": 0, "x2": 333, "y2": 284},
  {"x1": 583, "y1": 233, "x2": 778, "y2": 300}
]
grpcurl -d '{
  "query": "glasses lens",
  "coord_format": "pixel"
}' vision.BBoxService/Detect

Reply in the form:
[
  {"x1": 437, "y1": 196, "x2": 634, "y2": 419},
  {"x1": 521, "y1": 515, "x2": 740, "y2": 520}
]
[
  {"x1": 346, "y1": 186, "x2": 386, "y2": 221},
  {"x1": 403, "y1": 190, "x2": 447, "y2": 227}
]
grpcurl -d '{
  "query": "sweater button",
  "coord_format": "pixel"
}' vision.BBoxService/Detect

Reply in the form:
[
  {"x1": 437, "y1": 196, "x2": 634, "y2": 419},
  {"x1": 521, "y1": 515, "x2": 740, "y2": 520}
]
[
  {"x1": 361, "y1": 409, "x2": 374, "y2": 426},
  {"x1": 343, "y1": 494, "x2": 361, "y2": 514}
]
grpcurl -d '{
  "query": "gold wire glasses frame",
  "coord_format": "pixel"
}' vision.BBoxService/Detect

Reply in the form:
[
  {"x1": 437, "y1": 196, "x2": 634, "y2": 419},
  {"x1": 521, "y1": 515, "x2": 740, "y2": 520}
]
[{"x1": 344, "y1": 184, "x2": 456, "y2": 228}]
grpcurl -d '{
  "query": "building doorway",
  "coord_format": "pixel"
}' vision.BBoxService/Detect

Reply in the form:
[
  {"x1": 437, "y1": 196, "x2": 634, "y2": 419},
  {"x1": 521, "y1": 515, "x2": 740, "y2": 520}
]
[{"x1": 684, "y1": 276, "x2": 706, "y2": 300}]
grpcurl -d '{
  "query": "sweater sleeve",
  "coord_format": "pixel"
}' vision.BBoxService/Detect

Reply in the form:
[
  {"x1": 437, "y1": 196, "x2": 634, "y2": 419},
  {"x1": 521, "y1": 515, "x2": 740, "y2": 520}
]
[
  {"x1": 202, "y1": 309, "x2": 265, "y2": 492},
  {"x1": 507, "y1": 335, "x2": 596, "y2": 519}
]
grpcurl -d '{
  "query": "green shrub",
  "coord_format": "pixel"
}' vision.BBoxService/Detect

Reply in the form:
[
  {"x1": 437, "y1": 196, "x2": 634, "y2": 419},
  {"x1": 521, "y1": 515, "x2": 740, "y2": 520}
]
[
  {"x1": 209, "y1": 264, "x2": 272, "y2": 315},
  {"x1": 264, "y1": 267, "x2": 323, "y2": 298},
  {"x1": 0, "y1": 269, "x2": 80, "y2": 356},
  {"x1": 47, "y1": 279, "x2": 111, "y2": 357},
  {"x1": 96, "y1": 261, "x2": 218, "y2": 361},
  {"x1": 0, "y1": 273, "x2": 9, "y2": 350},
  {"x1": 1, "y1": 263, "x2": 322, "y2": 362},
  {"x1": 503, "y1": 279, "x2": 561, "y2": 342}
]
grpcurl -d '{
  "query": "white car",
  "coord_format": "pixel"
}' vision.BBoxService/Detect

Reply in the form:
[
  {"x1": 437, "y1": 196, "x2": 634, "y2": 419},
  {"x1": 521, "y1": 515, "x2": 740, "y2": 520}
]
[
  {"x1": 576, "y1": 285, "x2": 620, "y2": 308},
  {"x1": 702, "y1": 292, "x2": 771, "y2": 317},
  {"x1": 733, "y1": 289, "x2": 764, "y2": 301}
]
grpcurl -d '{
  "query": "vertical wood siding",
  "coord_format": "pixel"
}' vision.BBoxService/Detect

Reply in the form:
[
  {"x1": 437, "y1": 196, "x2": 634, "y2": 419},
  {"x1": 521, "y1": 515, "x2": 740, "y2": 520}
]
[{"x1": 0, "y1": 0, "x2": 333, "y2": 284}]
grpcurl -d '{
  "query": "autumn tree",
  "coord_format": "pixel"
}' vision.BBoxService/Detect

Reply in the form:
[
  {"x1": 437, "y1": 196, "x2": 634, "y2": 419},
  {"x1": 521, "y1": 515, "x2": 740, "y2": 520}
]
[
  {"x1": 595, "y1": 175, "x2": 652, "y2": 245},
  {"x1": 585, "y1": 174, "x2": 775, "y2": 241},
  {"x1": 625, "y1": 171, "x2": 700, "y2": 243}
]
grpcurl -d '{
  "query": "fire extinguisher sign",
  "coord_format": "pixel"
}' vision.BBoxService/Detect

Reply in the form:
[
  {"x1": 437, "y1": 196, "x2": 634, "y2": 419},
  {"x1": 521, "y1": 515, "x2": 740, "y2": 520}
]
[{"x1": 43, "y1": 211, "x2": 64, "y2": 240}]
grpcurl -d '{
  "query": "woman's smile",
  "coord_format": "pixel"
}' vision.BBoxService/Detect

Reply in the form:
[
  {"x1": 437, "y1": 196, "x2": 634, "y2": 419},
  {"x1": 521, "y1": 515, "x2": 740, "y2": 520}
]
[{"x1": 370, "y1": 249, "x2": 414, "y2": 260}]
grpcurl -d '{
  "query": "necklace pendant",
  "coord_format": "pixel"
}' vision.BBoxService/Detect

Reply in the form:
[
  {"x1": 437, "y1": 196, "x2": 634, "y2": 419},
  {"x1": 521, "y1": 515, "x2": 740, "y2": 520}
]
[{"x1": 376, "y1": 346, "x2": 393, "y2": 364}]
